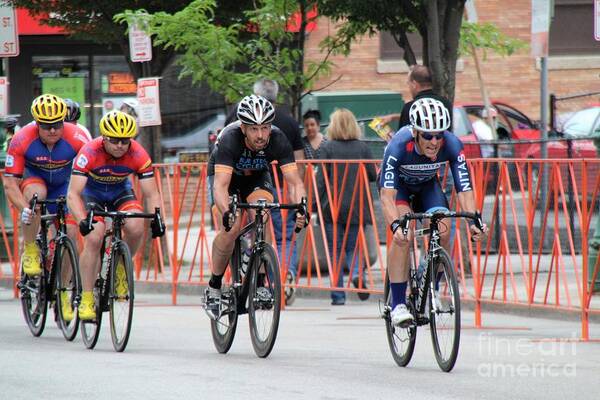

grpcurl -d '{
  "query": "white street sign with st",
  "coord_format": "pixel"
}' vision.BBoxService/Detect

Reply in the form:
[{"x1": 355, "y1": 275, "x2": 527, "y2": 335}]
[
  {"x1": 0, "y1": 76, "x2": 8, "y2": 116},
  {"x1": 0, "y1": 6, "x2": 19, "y2": 57},
  {"x1": 137, "y1": 77, "x2": 161, "y2": 127},
  {"x1": 128, "y1": 22, "x2": 152, "y2": 62}
]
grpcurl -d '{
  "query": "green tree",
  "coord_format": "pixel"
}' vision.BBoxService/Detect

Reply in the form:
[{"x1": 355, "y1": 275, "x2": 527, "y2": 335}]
[
  {"x1": 318, "y1": 0, "x2": 466, "y2": 102},
  {"x1": 116, "y1": 0, "x2": 339, "y2": 117}
]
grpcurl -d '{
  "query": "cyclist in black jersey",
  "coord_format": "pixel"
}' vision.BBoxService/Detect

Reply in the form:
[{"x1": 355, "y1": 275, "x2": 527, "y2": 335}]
[{"x1": 204, "y1": 95, "x2": 307, "y2": 317}]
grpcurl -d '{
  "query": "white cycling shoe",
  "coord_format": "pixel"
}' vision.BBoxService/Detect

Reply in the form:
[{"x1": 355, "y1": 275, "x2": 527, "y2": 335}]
[{"x1": 391, "y1": 304, "x2": 414, "y2": 326}]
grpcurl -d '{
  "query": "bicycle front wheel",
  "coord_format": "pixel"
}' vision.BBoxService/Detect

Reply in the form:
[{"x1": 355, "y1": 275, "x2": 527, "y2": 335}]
[
  {"x1": 248, "y1": 244, "x2": 281, "y2": 358},
  {"x1": 54, "y1": 237, "x2": 81, "y2": 341},
  {"x1": 80, "y1": 287, "x2": 102, "y2": 350},
  {"x1": 210, "y1": 245, "x2": 240, "y2": 354},
  {"x1": 429, "y1": 248, "x2": 461, "y2": 372},
  {"x1": 19, "y1": 243, "x2": 48, "y2": 337},
  {"x1": 384, "y1": 273, "x2": 416, "y2": 367},
  {"x1": 109, "y1": 242, "x2": 134, "y2": 352}
]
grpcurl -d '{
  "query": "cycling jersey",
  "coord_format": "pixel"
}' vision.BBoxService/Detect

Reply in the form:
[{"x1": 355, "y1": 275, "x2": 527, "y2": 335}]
[
  {"x1": 208, "y1": 121, "x2": 297, "y2": 177},
  {"x1": 72, "y1": 137, "x2": 154, "y2": 203},
  {"x1": 380, "y1": 127, "x2": 472, "y2": 193},
  {"x1": 5, "y1": 122, "x2": 89, "y2": 186}
]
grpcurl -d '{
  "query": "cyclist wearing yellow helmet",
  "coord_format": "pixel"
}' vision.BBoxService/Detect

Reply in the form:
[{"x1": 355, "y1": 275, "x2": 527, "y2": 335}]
[
  {"x1": 4, "y1": 95, "x2": 89, "y2": 308},
  {"x1": 67, "y1": 110, "x2": 165, "y2": 320}
]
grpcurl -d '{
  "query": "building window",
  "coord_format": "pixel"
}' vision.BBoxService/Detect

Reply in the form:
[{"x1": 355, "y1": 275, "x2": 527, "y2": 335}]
[
  {"x1": 550, "y1": 0, "x2": 600, "y2": 56},
  {"x1": 379, "y1": 31, "x2": 423, "y2": 61}
]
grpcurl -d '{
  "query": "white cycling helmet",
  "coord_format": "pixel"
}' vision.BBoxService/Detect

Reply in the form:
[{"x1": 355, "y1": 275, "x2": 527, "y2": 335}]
[
  {"x1": 409, "y1": 98, "x2": 450, "y2": 133},
  {"x1": 237, "y1": 95, "x2": 275, "y2": 125}
]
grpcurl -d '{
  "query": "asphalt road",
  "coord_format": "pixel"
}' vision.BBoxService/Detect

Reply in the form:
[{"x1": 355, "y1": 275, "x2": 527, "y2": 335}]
[{"x1": 1, "y1": 287, "x2": 598, "y2": 400}]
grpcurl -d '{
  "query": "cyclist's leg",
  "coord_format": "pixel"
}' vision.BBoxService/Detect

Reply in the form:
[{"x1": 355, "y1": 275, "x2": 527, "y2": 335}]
[
  {"x1": 389, "y1": 186, "x2": 414, "y2": 323},
  {"x1": 114, "y1": 190, "x2": 145, "y2": 255},
  {"x1": 420, "y1": 178, "x2": 451, "y2": 291},
  {"x1": 20, "y1": 177, "x2": 48, "y2": 276},
  {"x1": 47, "y1": 181, "x2": 77, "y2": 287}
]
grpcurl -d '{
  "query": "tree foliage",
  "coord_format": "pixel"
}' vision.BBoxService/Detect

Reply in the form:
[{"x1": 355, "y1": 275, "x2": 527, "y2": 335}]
[
  {"x1": 8, "y1": 0, "x2": 247, "y2": 78},
  {"x1": 319, "y1": 0, "x2": 464, "y2": 103},
  {"x1": 115, "y1": 0, "x2": 338, "y2": 115},
  {"x1": 460, "y1": 22, "x2": 527, "y2": 59}
]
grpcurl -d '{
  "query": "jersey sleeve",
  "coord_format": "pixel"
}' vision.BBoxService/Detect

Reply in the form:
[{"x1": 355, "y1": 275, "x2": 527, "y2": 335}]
[
  {"x1": 133, "y1": 143, "x2": 154, "y2": 179},
  {"x1": 213, "y1": 133, "x2": 236, "y2": 175},
  {"x1": 4, "y1": 135, "x2": 26, "y2": 178},
  {"x1": 273, "y1": 132, "x2": 297, "y2": 174},
  {"x1": 72, "y1": 145, "x2": 93, "y2": 177},
  {"x1": 445, "y1": 134, "x2": 473, "y2": 192},
  {"x1": 379, "y1": 136, "x2": 402, "y2": 190}
]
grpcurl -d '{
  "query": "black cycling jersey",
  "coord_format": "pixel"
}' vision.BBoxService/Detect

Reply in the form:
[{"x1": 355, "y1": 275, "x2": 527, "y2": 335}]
[{"x1": 208, "y1": 122, "x2": 296, "y2": 177}]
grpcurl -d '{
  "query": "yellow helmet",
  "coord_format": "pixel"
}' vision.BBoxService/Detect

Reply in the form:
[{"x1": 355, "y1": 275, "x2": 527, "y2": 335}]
[
  {"x1": 99, "y1": 110, "x2": 137, "y2": 138},
  {"x1": 31, "y1": 94, "x2": 67, "y2": 123}
]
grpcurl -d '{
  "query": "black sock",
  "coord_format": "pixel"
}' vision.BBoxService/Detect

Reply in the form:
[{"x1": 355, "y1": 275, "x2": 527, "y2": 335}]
[{"x1": 209, "y1": 274, "x2": 224, "y2": 290}]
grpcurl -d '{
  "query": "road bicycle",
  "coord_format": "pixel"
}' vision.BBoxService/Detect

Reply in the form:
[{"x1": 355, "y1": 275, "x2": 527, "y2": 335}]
[
  {"x1": 206, "y1": 195, "x2": 307, "y2": 358},
  {"x1": 79, "y1": 204, "x2": 161, "y2": 352},
  {"x1": 18, "y1": 194, "x2": 81, "y2": 341},
  {"x1": 382, "y1": 210, "x2": 483, "y2": 372}
]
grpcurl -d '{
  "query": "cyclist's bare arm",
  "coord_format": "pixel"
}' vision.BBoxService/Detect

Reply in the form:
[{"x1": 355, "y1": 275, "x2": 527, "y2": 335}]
[
  {"x1": 139, "y1": 177, "x2": 161, "y2": 212},
  {"x1": 4, "y1": 176, "x2": 28, "y2": 211},
  {"x1": 380, "y1": 187, "x2": 400, "y2": 227},
  {"x1": 213, "y1": 167, "x2": 233, "y2": 215},
  {"x1": 66, "y1": 174, "x2": 89, "y2": 223},
  {"x1": 282, "y1": 163, "x2": 306, "y2": 204}
]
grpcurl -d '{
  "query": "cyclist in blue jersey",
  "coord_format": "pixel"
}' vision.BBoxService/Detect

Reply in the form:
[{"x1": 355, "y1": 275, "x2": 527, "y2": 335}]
[{"x1": 380, "y1": 98, "x2": 488, "y2": 326}]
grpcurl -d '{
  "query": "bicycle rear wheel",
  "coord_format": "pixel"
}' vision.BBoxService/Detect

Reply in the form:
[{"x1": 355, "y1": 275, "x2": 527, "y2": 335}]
[
  {"x1": 429, "y1": 248, "x2": 461, "y2": 372},
  {"x1": 384, "y1": 273, "x2": 416, "y2": 367},
  {"x1": 248, "y1": 244, "x2": 281, "y2": 358},
  {"x1": 19, "y1": 243, "x2": 48, "y2": 337},
  {"x1": 80, "y1": 287, "x2": 102, "y2": 349},
  {"x1": 210, "y1": 247, "x2": 240, "y2": 354},
  {"x1": 55, "y1": 237, "x2": 81, "y2": 341},
  {"x1": 109, "y1": 242, "x2": 134, "y2": 352}
]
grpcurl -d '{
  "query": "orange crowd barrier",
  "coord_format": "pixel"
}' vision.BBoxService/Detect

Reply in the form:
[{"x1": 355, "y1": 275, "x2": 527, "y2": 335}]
[{"x1": 1, "y1": 158, "x2": 599, "y2": 339}]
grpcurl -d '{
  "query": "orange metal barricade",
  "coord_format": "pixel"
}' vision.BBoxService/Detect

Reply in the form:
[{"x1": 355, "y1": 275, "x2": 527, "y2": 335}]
[{"x1": 2, "y1": 158, "x2": 599, "y2": 339}]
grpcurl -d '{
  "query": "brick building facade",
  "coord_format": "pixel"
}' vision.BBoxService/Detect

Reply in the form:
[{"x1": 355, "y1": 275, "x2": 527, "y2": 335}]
[{"x1": 304, "y1": 0, "x2": 600, "y2": 122}]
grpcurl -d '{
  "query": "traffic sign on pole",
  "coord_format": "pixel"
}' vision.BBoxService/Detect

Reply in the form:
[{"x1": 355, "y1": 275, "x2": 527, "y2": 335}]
[
  {"x1": 128, "y1": 20, "x2": 152, "y2": 62},
  {"x1": 0, "y1": 5, "x2": 19, "y2": 57},
  {"x1": 137, "y1": 77, "x2": 161, "y2": 127}
]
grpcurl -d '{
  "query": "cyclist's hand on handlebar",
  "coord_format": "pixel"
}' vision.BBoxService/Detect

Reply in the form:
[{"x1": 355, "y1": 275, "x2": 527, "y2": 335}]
[
  {"x1": 151, "y1": 211, "x2": 166, "y2": 238},
  {"x1": 469, "y1": 222, "x2": 488, "y2": 242},
  {"x1": 294, "y1": 199, "x2": 310, "y2": 233},
  {"x1": 20, "y1": 207, "x2": 34, "y2": 225},
  {"x1": 390, "y1": 218, "x2": 410, "y2": 245},
  {"x1": 79, "y1": 218, "x2": 97, "y2": 236},
  {"x1": 222, "y1": 210, "x2": 236, "y2": 232}
]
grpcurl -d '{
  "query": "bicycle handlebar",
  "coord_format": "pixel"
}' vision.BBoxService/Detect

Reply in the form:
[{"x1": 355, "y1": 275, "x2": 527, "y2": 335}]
[
  {"x1": 227, "y1": 195, "x2": 309, "y2": 233},
  {"x1": 84, "y1": 203, "x2": 161, "y2": 232},
  {"x1": 400, "y1": 210, "x2": 484, "y2": 237}
]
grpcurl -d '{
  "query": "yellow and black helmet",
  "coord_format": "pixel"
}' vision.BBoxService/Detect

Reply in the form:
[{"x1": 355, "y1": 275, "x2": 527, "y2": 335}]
[
  {"x1": 99, "y1": 110, "x2": 137, "y2": 138},
  {"x1": 30, "y1": 94, "x2": 67, "y2": 123}
]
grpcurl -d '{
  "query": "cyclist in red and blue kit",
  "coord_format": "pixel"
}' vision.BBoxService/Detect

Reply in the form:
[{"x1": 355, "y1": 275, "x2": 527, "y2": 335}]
[
  {"x1": 4, "y1": 94, "x2": 89, "y2": 277},
  {"x1": 67, "y1": 110, "x2": 165, "y2": 320},
  {"x1": 380, "y1": 98, "x2": 488, "y2": 326}
]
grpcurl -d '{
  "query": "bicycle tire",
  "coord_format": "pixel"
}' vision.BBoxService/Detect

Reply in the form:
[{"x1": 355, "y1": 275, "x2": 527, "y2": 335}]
[
  {"x1": 54, "y1": 237, "x2": 81, "y2": 341},
  {"x1": 109, "y1": 242, "x2": 135, "y2": 352},
  {"x1": 81, "y1": 287, "x2": 103, "y2": 349},
  {"x1": 248, "y1": 244, "x2": 281, "y2": 358},
  {"x1": 210, "y1": 246, "x2": 240, "y2": 354},
  {"x1": 19, "y1": 242, "x2": 48, "y2": 337},
  {"x1": 429, "y1": 248, "x2": 461, "y2": 372},
  {"x1": 384, "y1": 273, "x2": 416, "y2": 367}
]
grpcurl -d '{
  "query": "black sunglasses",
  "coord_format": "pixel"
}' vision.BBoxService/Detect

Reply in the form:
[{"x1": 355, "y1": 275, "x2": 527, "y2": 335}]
[
  {"x1": 420, "y1": 132, "x2": 444, "y2": 141},
  {"x1": 106, "y1": 137, "x2": 131, "y2": 145},
  {"x1": 38, "y1": 121, "x2": 64, "y2": 130}
]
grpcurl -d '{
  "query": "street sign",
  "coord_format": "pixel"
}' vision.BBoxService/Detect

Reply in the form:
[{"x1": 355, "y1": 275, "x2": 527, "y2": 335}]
[
  {"x1": 128, "y1": 21, "x2": 152, "y2": 62},
  {"x1": 0, "y1": 76, "x2": 8, "y2": 116},
  {"x1": 137, "y1": 77, "x2": 161, "y2": 127},
  {"x1": 595, "y1": 0, "x2": 600, "y2": 41},
  {"x1": 0, "y1": 6, "x2": 19, "y2": 57},
  {"x1": 531, "y1": 0, "x2": 551, "y2": 57}
]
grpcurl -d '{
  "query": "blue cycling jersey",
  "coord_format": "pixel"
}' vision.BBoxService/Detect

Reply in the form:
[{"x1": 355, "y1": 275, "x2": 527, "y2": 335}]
[{"x1": 380, "y1": 127, "x2": 472, "y2": 192}]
